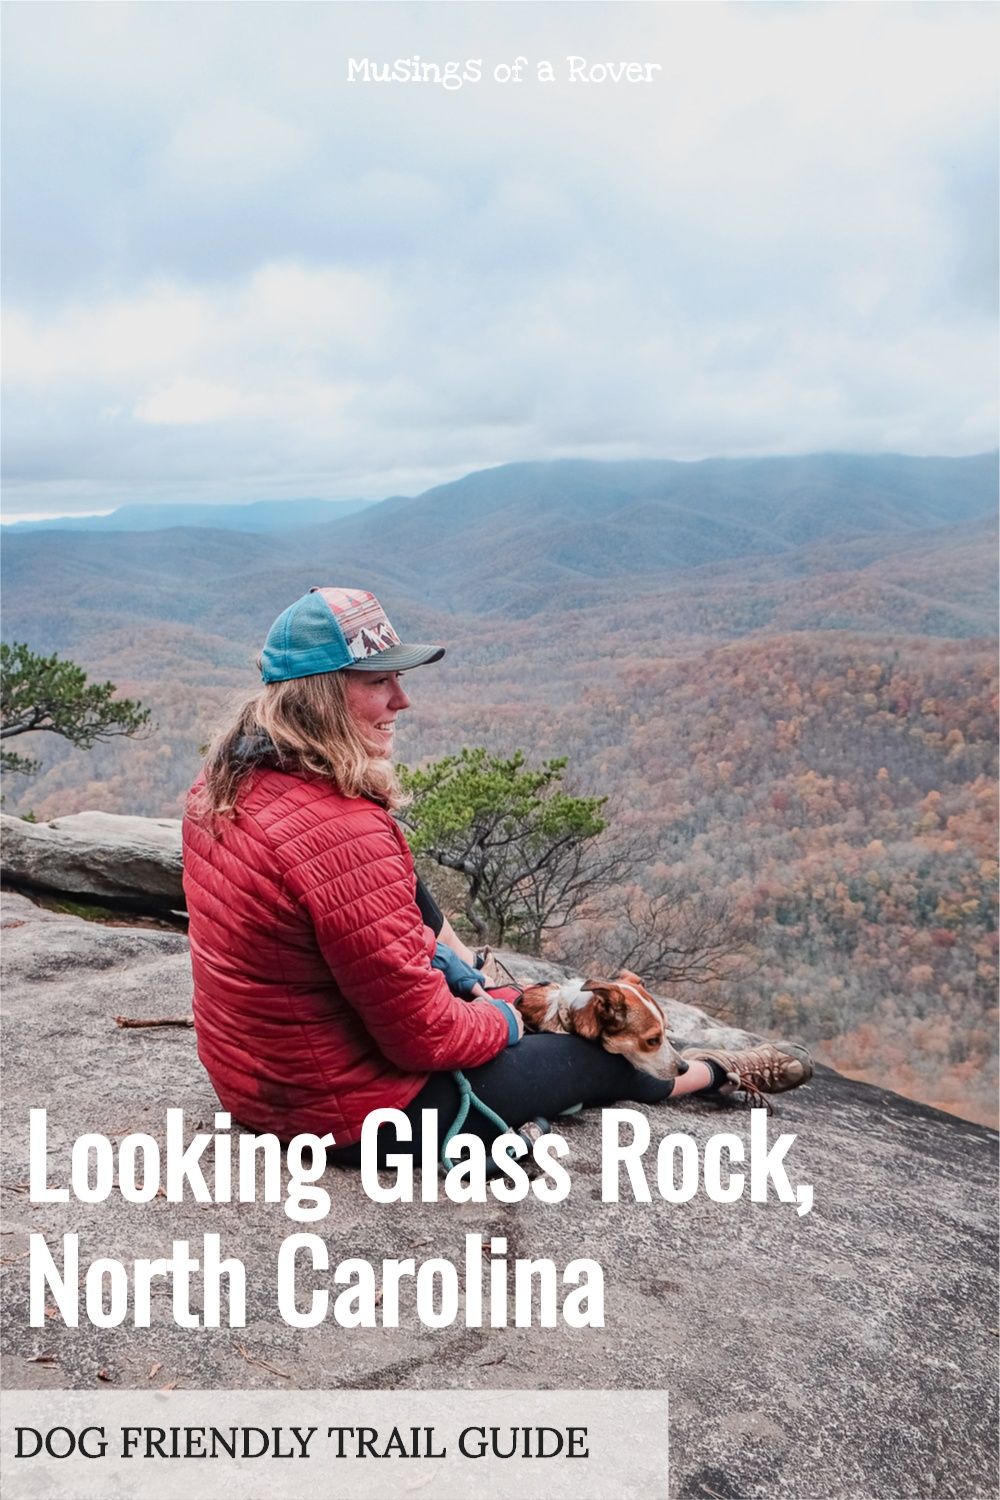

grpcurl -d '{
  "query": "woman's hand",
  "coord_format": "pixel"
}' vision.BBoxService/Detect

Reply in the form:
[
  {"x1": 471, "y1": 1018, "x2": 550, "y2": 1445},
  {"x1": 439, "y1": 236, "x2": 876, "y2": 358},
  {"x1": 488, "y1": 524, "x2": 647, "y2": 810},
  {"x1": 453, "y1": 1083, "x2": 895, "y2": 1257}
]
[
  {"x1": 499, "y1": 1001, "x2": 525, "y2": 1041},
  {"x1": 433, "y1": 942, "x2": 488, "y2": 999}
]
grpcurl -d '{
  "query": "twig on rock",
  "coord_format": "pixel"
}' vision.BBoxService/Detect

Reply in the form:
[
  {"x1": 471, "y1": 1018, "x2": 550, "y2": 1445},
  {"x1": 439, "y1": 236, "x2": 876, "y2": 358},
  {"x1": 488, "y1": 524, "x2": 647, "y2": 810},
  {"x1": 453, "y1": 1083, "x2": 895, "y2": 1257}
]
[
  {"x1": 114, "y1": 1015, "x2": 193, "y2": 1029},
  {"x1": 235, "y1": 1343, "x2": 291, "y2": 1380}
]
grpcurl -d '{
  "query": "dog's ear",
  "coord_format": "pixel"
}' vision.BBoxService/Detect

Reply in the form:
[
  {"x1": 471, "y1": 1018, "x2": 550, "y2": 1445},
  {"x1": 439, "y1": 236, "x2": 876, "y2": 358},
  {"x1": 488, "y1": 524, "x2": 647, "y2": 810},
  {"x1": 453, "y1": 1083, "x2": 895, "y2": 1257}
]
[
  {"x1": 616, "y1": 969, "x2": 646, "y2": 991},
  {"x1": 584, "y1": 981, "x2": 628, "y2": 1035},
  {"x1": 598, "y1": 993, "x2": 629, "y2": 1034}
]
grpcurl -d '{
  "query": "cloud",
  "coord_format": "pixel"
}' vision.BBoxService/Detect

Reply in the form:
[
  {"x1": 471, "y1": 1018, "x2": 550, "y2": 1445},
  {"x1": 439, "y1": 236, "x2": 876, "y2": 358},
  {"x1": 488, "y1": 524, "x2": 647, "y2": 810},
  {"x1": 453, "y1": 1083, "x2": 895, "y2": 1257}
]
[
  {"x1": 4, "y1": 264, "x2": 393, "y2": 389},
  {"x1": 1, "y1": 2, "x2": 996, "y2": 513},
  {"x1": 155, "y1": 101, "x2": 310, "y2": 196}
]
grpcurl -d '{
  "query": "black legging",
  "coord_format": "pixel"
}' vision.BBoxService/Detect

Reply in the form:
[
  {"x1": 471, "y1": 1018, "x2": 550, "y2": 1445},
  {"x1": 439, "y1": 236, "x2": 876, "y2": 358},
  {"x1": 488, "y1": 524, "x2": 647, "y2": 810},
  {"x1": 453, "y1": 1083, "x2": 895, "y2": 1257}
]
[
  {"x1": 414, "y1": 874, "x2": 446, "y2": 936},
  {"x1": 329, "y1": 1032, "x2": 690, "y2": 1167}
]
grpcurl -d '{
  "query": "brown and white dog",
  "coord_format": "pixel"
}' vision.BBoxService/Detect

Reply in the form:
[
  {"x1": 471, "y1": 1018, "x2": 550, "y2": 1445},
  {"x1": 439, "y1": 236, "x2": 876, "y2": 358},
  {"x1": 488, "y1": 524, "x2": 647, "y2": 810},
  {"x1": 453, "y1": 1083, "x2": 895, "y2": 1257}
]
[{"x1": 516, "y1": 969, "x2": 689, "y2": 1081}]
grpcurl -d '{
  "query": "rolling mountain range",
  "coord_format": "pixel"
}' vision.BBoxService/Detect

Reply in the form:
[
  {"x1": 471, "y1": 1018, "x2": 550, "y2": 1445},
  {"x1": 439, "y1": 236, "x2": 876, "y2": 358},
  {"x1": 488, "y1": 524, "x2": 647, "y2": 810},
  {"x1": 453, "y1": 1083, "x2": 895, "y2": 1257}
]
[
  {"x1": 8, "y1": 451, "x2": 993, "y2": 538},
  {"x1": 3, "y1": 453, "x2": 997, "y2": 653}
]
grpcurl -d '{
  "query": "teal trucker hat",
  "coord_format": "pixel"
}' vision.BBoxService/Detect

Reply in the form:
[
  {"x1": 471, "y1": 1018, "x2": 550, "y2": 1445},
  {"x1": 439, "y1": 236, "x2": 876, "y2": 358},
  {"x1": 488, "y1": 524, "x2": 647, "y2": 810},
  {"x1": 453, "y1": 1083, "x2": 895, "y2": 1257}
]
[{"x1": 261, "y1": 587, "x2": 445, "y2": 684}]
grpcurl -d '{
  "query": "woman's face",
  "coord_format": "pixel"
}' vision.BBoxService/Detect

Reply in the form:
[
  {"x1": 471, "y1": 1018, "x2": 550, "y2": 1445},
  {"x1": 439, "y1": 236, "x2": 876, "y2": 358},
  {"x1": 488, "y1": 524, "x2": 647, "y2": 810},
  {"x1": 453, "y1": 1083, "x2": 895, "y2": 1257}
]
[{"x1": 343, "y1": 669, "x2": 411, "y2": 756}]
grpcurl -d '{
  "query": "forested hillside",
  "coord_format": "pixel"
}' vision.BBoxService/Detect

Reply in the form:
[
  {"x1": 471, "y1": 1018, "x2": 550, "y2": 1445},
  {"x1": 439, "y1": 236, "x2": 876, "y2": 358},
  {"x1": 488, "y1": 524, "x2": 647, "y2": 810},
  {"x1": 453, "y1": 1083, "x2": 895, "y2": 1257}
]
[{"x1": 2, "y1": 455, "x2": 996, "y2": 1124}]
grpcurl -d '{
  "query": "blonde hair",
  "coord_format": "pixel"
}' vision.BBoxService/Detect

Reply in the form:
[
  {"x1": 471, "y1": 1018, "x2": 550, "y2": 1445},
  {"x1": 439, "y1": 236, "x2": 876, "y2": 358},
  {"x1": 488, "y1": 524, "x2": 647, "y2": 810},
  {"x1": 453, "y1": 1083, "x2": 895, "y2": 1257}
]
[{"x1": 193, "y1": 669, "x2": 406, "y2": 820}]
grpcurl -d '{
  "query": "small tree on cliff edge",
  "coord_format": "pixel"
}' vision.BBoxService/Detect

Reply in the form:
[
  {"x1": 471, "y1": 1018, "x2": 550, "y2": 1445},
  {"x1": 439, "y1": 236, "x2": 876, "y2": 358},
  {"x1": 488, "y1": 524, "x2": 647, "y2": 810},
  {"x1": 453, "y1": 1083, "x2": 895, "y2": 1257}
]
[
  {"x1": 398, "y1": 748, "x2": 610, "y2": 950},
  {"x1": 0, "y1": 641, "x2": 152, "y2": 779}
]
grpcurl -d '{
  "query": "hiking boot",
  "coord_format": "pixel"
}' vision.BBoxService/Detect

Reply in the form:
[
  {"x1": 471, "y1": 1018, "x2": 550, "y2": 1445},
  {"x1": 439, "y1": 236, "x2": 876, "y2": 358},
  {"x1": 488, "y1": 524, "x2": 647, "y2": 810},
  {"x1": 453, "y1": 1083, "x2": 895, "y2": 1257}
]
[
  {"x1": 485, "y1": 1118, "x2": 553, "y2": 1178},
  {"x1": 682, "y1": 1040, "x2": 814, "y2": 1113},
  {"x1": 514, "y1": 1118, "x2": 552, "y2": 1148}
]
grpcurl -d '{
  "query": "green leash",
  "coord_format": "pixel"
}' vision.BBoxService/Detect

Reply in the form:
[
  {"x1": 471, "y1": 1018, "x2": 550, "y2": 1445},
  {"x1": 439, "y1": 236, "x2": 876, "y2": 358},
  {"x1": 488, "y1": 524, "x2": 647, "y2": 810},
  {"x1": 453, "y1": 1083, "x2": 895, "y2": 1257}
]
[
  {"x1": 440, "y1": 967, "x2": 549, "y2": 1168},
  {"x1": 441, "y1": 1070, "x2": 514, "y2": 1168}
]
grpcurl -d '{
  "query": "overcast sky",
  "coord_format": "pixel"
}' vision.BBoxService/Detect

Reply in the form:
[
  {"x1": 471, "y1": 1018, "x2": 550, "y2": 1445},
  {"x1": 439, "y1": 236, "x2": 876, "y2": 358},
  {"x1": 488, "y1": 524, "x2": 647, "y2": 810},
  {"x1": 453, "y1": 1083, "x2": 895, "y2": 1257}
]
[{"x1": 2, "y1": 2, "x2": 997, "y2": 519}]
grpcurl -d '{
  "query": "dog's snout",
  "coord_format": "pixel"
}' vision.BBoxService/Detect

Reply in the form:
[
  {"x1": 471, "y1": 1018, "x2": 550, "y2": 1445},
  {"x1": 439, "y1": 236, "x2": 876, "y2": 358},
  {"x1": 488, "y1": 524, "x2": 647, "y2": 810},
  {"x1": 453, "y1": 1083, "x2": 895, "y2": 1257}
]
[{"x1": 676, "y1": 1058, "x2": 689, "y2": 1075}]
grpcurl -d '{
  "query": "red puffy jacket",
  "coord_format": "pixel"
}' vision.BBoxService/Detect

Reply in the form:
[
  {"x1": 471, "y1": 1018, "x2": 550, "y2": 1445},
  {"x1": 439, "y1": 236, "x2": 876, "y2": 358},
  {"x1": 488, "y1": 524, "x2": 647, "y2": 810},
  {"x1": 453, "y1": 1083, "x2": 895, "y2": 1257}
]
[{"x1": 182, "y1": 766, "x2": 510, "y2": 1144}]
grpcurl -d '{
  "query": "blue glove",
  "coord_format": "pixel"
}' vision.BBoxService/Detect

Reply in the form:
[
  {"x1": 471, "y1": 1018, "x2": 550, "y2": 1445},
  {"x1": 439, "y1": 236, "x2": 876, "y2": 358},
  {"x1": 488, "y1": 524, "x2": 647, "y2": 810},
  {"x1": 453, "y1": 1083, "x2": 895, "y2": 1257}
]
[{"x1": 432, "y1": 942, "x2": 485, "y2": 999}]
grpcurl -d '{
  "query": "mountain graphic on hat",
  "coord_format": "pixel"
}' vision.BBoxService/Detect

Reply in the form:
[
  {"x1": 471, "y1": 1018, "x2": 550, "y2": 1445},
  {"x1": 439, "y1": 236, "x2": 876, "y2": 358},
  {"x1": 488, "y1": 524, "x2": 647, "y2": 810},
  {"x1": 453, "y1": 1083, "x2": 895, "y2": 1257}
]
[{"x1": 261, "y1": 587, "x2": 445, "y2": 683}]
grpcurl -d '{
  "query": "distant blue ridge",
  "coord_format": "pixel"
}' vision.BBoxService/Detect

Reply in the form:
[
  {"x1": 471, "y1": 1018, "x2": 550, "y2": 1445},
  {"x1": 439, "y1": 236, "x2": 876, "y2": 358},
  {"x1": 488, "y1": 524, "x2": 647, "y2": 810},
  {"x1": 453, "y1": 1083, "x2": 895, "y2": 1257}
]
[{"x1": 2, "y1": 497, "x2": 380, "y2": 533}]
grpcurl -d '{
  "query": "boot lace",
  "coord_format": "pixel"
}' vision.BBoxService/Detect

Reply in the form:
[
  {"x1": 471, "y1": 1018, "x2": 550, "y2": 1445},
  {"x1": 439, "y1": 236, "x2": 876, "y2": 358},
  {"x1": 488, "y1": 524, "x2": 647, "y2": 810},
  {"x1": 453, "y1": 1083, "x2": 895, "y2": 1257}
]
[{"x1": 722, "y1": 1045, "x2": 792, "y2": 1114}]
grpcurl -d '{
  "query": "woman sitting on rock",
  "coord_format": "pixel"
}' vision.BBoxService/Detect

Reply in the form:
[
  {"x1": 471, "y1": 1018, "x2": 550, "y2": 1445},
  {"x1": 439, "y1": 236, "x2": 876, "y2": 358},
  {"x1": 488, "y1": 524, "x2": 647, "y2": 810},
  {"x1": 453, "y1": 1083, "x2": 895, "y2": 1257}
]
[{"x1": 182, "y1": 586, "x2": 812, "y2": 1163}]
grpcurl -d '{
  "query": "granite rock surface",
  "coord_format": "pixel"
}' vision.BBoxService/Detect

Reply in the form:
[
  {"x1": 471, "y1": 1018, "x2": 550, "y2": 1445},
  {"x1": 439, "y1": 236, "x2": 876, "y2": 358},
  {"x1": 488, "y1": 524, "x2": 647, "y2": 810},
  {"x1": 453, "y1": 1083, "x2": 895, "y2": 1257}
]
[
  {"x1": 1, "y1": 811, "x2": 184, "y2": 907},
  {"x1": 1, "y1": 891, "x2": 996, "y2": 1500}
]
